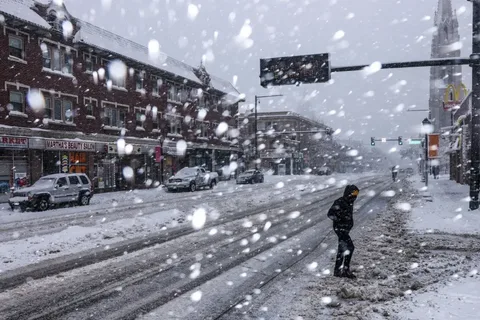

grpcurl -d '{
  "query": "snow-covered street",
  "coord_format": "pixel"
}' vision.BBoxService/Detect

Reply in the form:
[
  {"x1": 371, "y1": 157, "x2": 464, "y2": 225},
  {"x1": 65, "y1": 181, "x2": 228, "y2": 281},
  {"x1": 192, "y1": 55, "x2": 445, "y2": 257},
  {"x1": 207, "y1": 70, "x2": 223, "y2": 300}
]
[
  {"x1": 1, "y1": 172, "x2": 479, "y2": 320},
  {"x1": 0, "y1": 173, "x2": 377, "y2": 272}
]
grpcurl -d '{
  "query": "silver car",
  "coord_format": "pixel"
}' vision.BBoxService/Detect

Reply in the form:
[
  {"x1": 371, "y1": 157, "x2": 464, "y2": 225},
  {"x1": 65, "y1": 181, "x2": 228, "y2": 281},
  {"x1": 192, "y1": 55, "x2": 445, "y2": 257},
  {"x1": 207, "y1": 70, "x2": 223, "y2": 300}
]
[{"x1": 9, "y1": 173, "x2": 94, "y2": 212}]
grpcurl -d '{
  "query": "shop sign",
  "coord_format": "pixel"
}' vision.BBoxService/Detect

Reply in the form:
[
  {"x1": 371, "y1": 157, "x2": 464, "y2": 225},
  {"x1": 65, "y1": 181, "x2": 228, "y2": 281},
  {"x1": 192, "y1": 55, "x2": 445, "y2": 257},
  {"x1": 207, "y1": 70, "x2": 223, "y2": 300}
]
[
  {"x1": 46, "y1": 140, "x2": 95, "y2": 151},
  {"x1": 428, "y1": 134, "x2": 440, "y2": 159},
  {"x1": 0, "y1": 136, "x2": 28, "y2": 149},
  {"x1": 155, "y1": 146, "x2": 162, "y2": 162}
]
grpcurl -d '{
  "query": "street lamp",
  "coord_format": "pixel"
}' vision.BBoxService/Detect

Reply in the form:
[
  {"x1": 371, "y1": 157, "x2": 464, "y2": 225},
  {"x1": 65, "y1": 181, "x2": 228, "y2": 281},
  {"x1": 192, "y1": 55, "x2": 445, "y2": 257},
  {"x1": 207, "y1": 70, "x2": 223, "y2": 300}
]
[
  {"x1": 254, "y1": 94, "x2": 283, "y2": 159},
  {"x1": 422, "y1": 118, "x2": 431, "y2": 187}
]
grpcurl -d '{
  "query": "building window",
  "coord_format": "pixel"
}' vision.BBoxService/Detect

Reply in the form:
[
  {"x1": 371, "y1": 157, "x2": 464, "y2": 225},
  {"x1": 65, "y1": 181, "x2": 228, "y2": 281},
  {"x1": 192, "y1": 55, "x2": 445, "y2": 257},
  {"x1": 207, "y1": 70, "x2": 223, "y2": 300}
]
[
  {"x1": 84, "y1": 97, "x2": 97, "y2": 117},
  {"x1": 167, "y1": 82, "x2": 176, "y2": 101},
  {"x1": 83, "y1": 53, "x2": 97, "y2": 72},
  {"x1": 136, "y1": 71, "x2": 145, "y2": 91},
  {"x1": 167, "y1": 114, "x2": 182, "y2": 135},
  {"x1": 151, "y1": 75, "x2": 162, "y2": 96},
  {"x1": 103, "y1": 106, "x2": 127, "y2": 127},
  {"x1": 9, "y1": 91, "x2": 24, "y2": 112},
  {"x1": 199, "y1": 95, "x2": 206, "y2": 109},
  {"x1": 44, "y1": 97, "x2": 52, "y2": 118},
  {"x1": 41, "y1": 43, "x2": 73, "y2": 74},
  {"x1": 9, "y1": 35, "x2": 24, "y2": 60},
  {"x1": 106, "y1": 62, "x2": 126, "y2": 88},
  {"x1": 52, "y1": 98, "x2": 74, "y2": 122},
  {"x1": 198, "y1": 122, "x2": 208, "y2": 138},
  {"x1": 152, "y1": 113, "x2": 160, "y2": 130},
  {"x1": 135, "y1": 107, "x2": 146, "y2": 127}
]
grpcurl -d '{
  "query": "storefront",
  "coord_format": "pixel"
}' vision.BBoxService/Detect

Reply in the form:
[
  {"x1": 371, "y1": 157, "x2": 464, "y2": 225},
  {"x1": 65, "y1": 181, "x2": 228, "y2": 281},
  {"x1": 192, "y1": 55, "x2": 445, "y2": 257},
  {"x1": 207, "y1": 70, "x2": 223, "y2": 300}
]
[
  {"x1": 0, "y1": 136, "x2": 29, "y2": 191},
  {"x1": 188, "y1": 148, "x2": 213, "y2": 171},
  {"x1": 43, "y1": 139, "x2": 96, "y2": 180},
  {"x1": 98, "y1": 142, "x2": 161, "y2": 191}
]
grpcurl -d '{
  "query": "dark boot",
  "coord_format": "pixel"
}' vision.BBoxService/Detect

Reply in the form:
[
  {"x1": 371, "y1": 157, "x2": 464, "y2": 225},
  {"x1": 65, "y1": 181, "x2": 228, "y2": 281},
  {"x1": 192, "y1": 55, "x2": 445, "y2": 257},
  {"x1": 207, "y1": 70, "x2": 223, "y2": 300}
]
[
  {"x1": 333, "y1": 269, "x2": 344, "y2": 277},
  {"x1": 343, "y1": 269, "x2": 357, "y2": 279}
]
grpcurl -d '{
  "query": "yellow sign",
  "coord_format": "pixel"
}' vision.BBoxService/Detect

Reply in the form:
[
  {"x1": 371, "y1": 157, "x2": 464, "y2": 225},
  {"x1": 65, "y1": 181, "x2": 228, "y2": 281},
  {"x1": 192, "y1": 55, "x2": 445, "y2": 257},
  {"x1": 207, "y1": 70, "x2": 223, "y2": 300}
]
[{"x1": 444, "y1": 83, "x2": 468, "y2": 103}]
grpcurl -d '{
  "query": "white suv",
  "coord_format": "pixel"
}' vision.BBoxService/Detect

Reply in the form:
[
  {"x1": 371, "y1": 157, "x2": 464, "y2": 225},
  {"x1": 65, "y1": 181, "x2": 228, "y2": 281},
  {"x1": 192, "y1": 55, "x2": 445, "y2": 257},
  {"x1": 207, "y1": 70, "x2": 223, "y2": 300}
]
[{"x1": 9, "y1": 173, "x2": 94, "y2": 212}]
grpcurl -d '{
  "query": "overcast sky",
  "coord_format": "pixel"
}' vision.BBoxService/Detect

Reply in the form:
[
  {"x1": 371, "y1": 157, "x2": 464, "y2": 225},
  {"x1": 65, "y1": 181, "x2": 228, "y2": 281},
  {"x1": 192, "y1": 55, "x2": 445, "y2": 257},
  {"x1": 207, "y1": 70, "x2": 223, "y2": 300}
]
[{"x1": 63, "y1": 0, "x2": 472, "y2": 152}]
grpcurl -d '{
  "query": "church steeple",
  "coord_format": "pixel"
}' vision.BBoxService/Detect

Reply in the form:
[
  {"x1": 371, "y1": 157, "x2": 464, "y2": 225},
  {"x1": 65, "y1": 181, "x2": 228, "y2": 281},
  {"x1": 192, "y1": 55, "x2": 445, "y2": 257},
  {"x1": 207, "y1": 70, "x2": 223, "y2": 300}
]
[{"x1": 429, "y1": 0, "x2": 462, "y2": 133}]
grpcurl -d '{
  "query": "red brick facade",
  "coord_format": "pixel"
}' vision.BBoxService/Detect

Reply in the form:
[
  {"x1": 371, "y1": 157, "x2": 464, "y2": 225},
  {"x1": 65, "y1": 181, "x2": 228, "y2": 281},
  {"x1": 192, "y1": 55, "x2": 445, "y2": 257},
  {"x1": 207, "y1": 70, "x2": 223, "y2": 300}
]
[{"x1": 0, "y1": 1, "x2": 242, "y2": 191}]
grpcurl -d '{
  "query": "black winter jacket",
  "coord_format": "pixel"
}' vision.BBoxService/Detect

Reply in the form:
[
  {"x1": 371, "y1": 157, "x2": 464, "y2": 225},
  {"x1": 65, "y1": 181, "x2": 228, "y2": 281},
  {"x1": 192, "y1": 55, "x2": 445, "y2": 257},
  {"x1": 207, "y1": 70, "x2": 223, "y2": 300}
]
[{"x1": 327, "y1": 185, "x2": 359, "y2": 232}]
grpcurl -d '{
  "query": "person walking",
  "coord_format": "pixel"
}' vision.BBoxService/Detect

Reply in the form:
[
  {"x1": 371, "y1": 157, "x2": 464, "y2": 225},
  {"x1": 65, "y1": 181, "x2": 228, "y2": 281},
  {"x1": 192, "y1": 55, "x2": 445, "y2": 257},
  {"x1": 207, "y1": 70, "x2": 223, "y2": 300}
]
[
  {"x1": 327, "y1": 184, "x2": 360, "y2": 279},
  {"x1": 391, "y1": 166, "x2": 398, "y2": 182}
]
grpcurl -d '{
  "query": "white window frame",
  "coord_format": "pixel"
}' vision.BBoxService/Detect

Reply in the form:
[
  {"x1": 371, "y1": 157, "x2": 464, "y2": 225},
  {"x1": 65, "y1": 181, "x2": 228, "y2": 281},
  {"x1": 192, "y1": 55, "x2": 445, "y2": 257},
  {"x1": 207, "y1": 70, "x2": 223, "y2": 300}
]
[
  {"x1": 84, "y1": 97, "x2": 98, "y2": 117},
  {"x1": 198, "y1": 121, "x2": 209, "y2": 138},
  {"x1": 102, "y1": 101, "x2": 129, "y2": 128},
  {"x1": 152, "y1": 111, "x2": 161, "y2": 130},
  {"x1": 41, "y1": 42, "x2": 74, "y2": 75},
  {"x1": 44, "y1": 96, "x2": 53, "y2": 119},
  {"x1": 8, "y1": 35, "x2": 25, "y2": 61},
  {"x1": 51, "y1": 97, "x2": 74, "y2": 123},
  {"x1": 166, "y1": 113, "x2": 182, "y2": 135},
  {"x1": 151, "y1": 75, "x2": 162, "y2": 97},
  {"x1": 83, "y1": 53, "x2": 97, "y2": 73},
  {"x1": 104, "y1": 60, "x2": 127, "y2": 88},
  {"x1": 167, "y1": 82, "x2": 176, "y2": 101},
  {"x1": 135, "y1": 70, "x2": 145, "y2": 91},
  {"x1": 9, "y1": 91, "x2": 25, "y2": 113},
  {"x1": 135, "y1": 107, "x2": 146, "y2": 128}
]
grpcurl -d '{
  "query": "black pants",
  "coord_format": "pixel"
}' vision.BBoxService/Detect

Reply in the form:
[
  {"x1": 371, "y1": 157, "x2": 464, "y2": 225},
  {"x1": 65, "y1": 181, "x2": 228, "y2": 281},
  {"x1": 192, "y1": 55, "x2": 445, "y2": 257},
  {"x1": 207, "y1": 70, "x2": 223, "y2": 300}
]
[{"x1": 334, "y1": 228, "x2": 355, "y2": 271}]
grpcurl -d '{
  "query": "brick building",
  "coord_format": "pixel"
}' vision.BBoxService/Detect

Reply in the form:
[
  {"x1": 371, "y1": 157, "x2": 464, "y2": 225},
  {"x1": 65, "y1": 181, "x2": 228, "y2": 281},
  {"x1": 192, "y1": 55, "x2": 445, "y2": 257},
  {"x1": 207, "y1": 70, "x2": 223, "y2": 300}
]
[
  {"x1": 240, "y1": 111, "x2": 333, "y2": 175},
  {"x1": 0, "y1": 0, "x2": 242, "y2": 191}
]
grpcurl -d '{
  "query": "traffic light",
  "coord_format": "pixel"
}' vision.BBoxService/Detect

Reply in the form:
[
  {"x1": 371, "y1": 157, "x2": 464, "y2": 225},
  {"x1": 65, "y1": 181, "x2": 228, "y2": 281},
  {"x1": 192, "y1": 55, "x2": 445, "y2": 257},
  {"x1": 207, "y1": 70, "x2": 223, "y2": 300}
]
[
  {"x1": 398, "y1": 136, "x2": 403, "y2": 145},
  {"x1": 371, "y1": 137, "x2": 375, "y2": 146}
]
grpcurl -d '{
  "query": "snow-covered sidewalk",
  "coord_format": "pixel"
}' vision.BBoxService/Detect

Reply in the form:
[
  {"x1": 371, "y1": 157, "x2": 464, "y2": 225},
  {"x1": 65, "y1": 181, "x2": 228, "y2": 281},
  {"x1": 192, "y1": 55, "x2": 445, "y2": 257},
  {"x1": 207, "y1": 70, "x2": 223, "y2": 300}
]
[
  {"x1": 368, "y1": 175, "x2": 480, "y2": 320},
  {"x1": 408, "y1": 175, "x2": 480, "y2": 235}
]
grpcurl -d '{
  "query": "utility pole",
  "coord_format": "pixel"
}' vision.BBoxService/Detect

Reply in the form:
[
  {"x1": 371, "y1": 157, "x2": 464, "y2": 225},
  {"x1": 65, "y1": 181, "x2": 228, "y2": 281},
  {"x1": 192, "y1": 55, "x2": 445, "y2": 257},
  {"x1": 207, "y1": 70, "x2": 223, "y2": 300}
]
[
  {"x1": 470, "y1": 0, "x2": 480, "y2": 210},
  {"x1": 253, "y1": 94, "x2": 283, "y2": 159}
]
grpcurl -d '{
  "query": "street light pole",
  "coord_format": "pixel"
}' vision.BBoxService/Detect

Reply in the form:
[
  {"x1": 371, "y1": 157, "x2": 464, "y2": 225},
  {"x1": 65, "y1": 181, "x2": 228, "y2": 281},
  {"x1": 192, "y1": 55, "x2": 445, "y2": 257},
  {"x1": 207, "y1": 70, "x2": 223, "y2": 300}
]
[
  {"x1": 253, "y1": 94, "x2": 283, "y2": 160},
  {"x1": 422, "y1": 118, "x2": 431, "y2": 187},
  {"x1": 469, "y1": 0, "x2": 480, "y2": 210}
]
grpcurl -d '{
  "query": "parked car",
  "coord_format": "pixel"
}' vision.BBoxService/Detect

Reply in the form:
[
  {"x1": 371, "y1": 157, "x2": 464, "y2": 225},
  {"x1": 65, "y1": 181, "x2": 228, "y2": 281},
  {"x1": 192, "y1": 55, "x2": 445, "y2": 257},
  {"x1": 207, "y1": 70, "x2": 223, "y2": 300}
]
[
  {"x1": 8, "y1": 173, "x2": 93, "y2": 212},
  {"x1": 236, "y1": 169, "x2": 264, "y2": 184},
  {"x1": 166, "y1": 167, "x2": 218, "y2": 192},
  {"x1": 317, "y1": 166, "x2": 332, "y2": 176}
]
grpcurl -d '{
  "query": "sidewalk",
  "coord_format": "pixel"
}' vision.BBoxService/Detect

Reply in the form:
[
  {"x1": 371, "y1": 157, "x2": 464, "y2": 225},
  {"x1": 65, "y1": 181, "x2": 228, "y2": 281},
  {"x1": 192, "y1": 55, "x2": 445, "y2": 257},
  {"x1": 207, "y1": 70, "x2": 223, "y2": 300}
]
[
  {"x1": 408, "y1": 174, "x2": 480, "y2": 235},
  {"x1": 373, "y1": 174, "x2": 480, "y2": 320}
]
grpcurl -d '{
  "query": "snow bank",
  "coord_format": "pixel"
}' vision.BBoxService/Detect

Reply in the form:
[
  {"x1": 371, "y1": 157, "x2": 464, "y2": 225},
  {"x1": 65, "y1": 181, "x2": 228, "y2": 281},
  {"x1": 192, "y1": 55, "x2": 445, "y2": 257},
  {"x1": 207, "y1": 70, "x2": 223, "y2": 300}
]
[
  {"x1": 379, "y1": 276, "x2": 480, "y2": 320},
  {"x1": 0, "y1": 209, "x2": 180, "y2": 272},
  {"x1": 408, "y1": 175, "x2": 480, "y2": 235}
]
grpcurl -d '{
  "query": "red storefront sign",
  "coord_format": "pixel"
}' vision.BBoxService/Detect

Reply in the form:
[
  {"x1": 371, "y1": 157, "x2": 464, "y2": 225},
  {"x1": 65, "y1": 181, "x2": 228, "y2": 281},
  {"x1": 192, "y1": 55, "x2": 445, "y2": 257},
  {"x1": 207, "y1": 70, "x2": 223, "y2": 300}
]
[
  {"x1": 45, "y1": 140, "x2": 96, "y2": 151},
  {"x1": 0, "y1": 136, "x2": 28, "y2": 148},
  {"x1": 155, "y1": 146, "x2": 162, "y2": 162}
]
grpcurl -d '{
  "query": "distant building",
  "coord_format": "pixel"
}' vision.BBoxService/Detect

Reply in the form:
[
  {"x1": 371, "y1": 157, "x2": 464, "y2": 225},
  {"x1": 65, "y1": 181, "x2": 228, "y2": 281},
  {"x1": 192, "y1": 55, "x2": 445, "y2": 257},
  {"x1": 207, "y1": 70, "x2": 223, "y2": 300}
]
[
  {"x1": 428, "y1": 0, "x2": 462, "y2": 133},
  {"x1": 239, "y1": 111, "x2": 333, "y2": 175},
  {"x1": 0, "y1": 0, "x2": 242, "y2": 191}
]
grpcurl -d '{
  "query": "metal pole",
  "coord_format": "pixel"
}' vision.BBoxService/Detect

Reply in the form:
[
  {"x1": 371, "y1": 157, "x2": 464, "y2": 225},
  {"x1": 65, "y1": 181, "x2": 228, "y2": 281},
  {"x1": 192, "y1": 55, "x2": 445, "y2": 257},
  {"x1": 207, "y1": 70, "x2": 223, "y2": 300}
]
[
  {"x1": 254, "y1": 95, "x2": 258, "y2": 159},
  {"x1": 425, "y1": 133, "x2": 429, "y2": 187},
  {"x1": 470, "y1": 0, "x2": 480, "y2": 210}
]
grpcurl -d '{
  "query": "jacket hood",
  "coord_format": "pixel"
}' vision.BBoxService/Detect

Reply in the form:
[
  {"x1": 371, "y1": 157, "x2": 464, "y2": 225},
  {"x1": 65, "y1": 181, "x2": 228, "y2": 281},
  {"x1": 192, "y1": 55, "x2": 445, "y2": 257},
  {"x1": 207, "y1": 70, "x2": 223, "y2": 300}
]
[{"x1": 343, "y1": 184, "x2": 359, "y2": 198}]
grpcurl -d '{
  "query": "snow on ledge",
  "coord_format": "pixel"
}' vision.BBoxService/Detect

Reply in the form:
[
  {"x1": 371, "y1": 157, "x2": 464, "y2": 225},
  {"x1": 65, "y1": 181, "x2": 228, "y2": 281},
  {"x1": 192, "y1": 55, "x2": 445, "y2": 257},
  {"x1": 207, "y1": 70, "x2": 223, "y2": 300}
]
[
  {"x1": 152, "y1": 129, "x2": 161, "y2": 133},
  {"x1": 8, "y1": 111, "x2": 28, "y2": 118},
  {"x1": 135, "y1": 126, "x2": 146, "y2": 131},
  {"x1": 42, "y1": 67, "x2": 75, "y2": 78},
  {"x1": 103, "y1": 126, "x2": 122, "y2": 131},
  {"x1": 8, "y1": 56, "x2": 27, "y2": 64},
  {"x1": 86, "y1": 115, "x2": 96, "y2": 120},
  {"x1": 167, "y1": 133, "x2": 183, "y2": 138}
]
